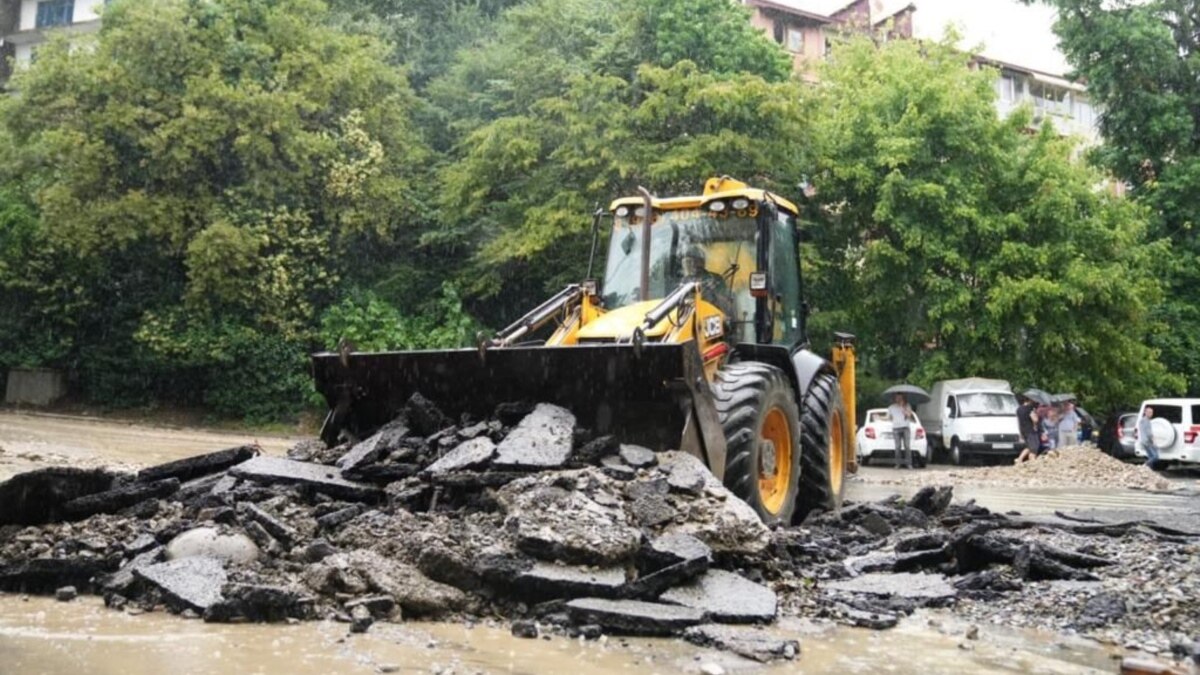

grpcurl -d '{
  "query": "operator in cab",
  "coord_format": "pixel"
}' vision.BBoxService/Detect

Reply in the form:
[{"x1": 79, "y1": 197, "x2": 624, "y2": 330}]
[{"x1": 680, "y1": 245, "x2": 736, "y2": 321}]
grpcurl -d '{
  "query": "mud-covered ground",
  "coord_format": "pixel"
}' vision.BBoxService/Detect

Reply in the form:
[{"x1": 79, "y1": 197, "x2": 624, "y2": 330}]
[{"x1": 1, "y1": 409, "x2": 1197, "y2": 674}]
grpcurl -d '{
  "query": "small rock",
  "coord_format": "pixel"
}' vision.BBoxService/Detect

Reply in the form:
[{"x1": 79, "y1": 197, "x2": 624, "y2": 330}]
[
  {"x1": 55, "y1": 586, "x2": 77, "y2": 602},
  {"x1": 699, "y1": 664, "x2": 726, "y2": 675},
  {"x1": 350, "y1": 604, "x2": 374, "y2": 634},
  {"x1": 600, "y1": 456, "x2": 636, "y2": 481},
  {"x1": 511, "y1": 619, "x2": 539, "y2": 639},
  {"x1": 618, "y1": 445, "x2": 657, "y2": 469},
  {"x1": 966, "y1": 625, "x2": 979, "y2": 640}
]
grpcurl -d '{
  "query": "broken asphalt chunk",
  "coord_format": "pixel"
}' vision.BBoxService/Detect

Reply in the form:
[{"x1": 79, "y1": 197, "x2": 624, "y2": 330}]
[
  {"x1": 230, "y1": 456, "x2": 382, "y2": 503},
  {"x1": 566, "y1": 598, "x2": 706, "y2": 636},
  {"x1": 134, "y1": 557, "x2": 227, "y2": 612},
  {"x1": 492, "y1": 403, "x2": 575, "y2": 470},
  {"x1": 659, "y1": 570, "x2": 777, "y2": 624},
  {"x1": 683, "y1": 624, "x2": 799, "y2": 663},
  {"x1": 62, "y1": 478, "x2": 180, "y2": 519},
  {"x1": 405, "y1": 393, "x2": 450, "y2": 436},
  {"x1": 238, "y1": 503, "x2": 299, "y2": 547},
  {"x1": 137, "y1": 446, "x2": 259, "y2": 484},
  {"x1": 514, "y1": 562, "x2": 627, "y2": 600},
  {"x1": 0, "y1": 557, "x2": 119, "y2": 593},
  {"x1": 424, "y1": 437, "x2": 496, "y2": 474},
  {"x1": 0, "y1": 467, "x2": 117, "y2": 525},
  {"x1": 824, "y1": 572, "x2": 957, "y2": 602}
]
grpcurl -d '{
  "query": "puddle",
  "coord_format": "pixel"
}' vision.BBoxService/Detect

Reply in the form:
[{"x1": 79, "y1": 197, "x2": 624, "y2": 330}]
[{"x1": 0, "y1": 596, "x2": 1120, "y2": 674}]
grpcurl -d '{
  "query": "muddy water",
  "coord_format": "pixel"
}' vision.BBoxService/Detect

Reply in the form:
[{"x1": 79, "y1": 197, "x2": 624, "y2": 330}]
[
  {"x1": 0, "y1": 597, "x2": 1119, "y2": 674},
  {"x1": 0, "y1": 412, "x2": 299, "y2": 479}
]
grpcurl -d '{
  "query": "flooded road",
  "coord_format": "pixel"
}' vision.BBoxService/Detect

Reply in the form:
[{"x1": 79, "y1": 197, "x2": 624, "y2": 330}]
[{"x1": 0, "y1": 596, "x2": 1121, "y2": 674}]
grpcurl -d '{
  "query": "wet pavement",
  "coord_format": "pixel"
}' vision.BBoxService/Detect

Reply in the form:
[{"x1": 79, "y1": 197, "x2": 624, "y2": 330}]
[
  {"x1": 849, "y1": 466, "x2": 1198, "y2": 515},
  {"x1": 0, "y1": 412, "x2": 299, "y2": 480},
  {"x1": 0, "y1": 595, "x2": 1122, "y2": 674}
]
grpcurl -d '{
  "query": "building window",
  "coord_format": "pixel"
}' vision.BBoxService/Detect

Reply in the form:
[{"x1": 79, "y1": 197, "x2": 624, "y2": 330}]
[
  {"x1": 998, "y1": 75, "x2": 1017, "y2": 102},
  {"x1": 36, "y1": 0, "x2": 74, "y2": 28},
  {"x1": 787, "y1": 27, "x2": 805, "y2": 53}
]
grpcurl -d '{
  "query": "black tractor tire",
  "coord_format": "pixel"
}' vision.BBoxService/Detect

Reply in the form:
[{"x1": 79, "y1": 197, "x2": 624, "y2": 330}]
[
  {"x1": 797, "y1": 372, "x2": 850, "y2": 518},
  {"x1": 712, "y1": 362, "x2": 803, "y2": 526}
]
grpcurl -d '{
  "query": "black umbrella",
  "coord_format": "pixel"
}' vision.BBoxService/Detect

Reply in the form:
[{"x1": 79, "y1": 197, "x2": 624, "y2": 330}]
[
  {"x1": 881, "y1": 383, "x2": 930, "y2": 406},
  {"x1": 1022, "y1": 388, "x2": 1052, "y2": 405},
  {"x1": 1052, "y1": 393, "x2": 1077, "y2": 404}
]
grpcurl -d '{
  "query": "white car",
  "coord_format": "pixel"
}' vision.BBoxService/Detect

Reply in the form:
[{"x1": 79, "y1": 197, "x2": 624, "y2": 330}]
[
  {"x1": 856, "y1": 408, "x2": 929, "y2": 467},
  {"x1": 1135, "y1": 398, "x2": 1200, "y2": 466}
]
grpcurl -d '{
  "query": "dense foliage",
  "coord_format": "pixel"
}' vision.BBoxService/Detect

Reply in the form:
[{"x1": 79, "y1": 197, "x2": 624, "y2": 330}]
[
  {"x1": 1036, "y1": 0, "x2": 1200, "y2": 396},
  {"x1": 0, "y1": 0, "x2": 1183, "y2": 422},
  {"x1": 807, "y1": 38, "x2": 1180, "y2": 414}
]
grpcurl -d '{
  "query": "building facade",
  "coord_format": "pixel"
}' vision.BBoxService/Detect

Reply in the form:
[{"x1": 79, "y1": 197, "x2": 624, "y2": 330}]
[
  {"x1": 743, "y1": 0, "x2": 1099, "y2": 145},
  {"x1": 0, "y1": 0, "x2": 102, "y2": 80}
]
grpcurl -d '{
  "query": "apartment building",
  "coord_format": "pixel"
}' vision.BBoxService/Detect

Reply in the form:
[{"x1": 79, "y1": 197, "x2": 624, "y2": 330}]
[
  {"x1": 744, "y1": 0, "x2": 916, "y2": 79},
  {"x1": 0, "y1": 0, "x2": 102, "y2": 80},
  {"x1": 744, "y1": 0, "x2": 1100, "y2": 145}
]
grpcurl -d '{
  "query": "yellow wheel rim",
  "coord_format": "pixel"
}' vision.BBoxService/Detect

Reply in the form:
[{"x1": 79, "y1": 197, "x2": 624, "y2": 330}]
[
  {"x1": 829, "y1": 409, "x2": 845, "y2": 496},
  {"x1": 759, "y1": 407, "x2": 793, "y2": 515}
]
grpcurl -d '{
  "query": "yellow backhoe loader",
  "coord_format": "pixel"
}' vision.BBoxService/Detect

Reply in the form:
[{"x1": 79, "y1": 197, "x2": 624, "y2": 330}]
[{"x1": 312, "y1": 177, "x2": 857, "y2": 524}]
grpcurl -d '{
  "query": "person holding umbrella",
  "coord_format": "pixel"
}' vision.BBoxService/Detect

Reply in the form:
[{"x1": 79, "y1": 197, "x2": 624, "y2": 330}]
[{"x1": 888, "y1": 393, "x2": 915, "y2": 469}]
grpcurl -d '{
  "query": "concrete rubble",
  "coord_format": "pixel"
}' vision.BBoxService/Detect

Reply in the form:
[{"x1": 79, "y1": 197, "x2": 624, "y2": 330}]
[{"x1": 0, "y1": 396, "x2": 1197, "y2": 668}]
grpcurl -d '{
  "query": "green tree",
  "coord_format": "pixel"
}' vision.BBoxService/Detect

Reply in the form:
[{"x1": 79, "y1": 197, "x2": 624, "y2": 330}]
[
  {"x1": 1034, "y1": 0, "x2": 1200, "y2": 395},
  {"x1": 0, "y1": 0, "x2": 430, "y2": 419},
  {"x1": 432, "y1": 0, "x2": 800, "y2": 322},
  {"x1": 807, "y1": 37, "x2": 1179, "y2": 413}
]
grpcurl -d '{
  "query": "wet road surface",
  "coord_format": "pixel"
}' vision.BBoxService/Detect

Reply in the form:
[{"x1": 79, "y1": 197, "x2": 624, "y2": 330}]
[
  {"x1": 0, "y1": 596, "x2": 1121, "y2": 675},
  {"x1": 849, "y1": 465, "x2": 1198, "y2": 515}
]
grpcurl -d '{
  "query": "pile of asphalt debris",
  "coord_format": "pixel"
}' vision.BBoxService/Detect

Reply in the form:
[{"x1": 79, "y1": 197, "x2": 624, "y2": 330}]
[
  {"x1": 1, "y1": 395, "x2": 1197, "y2": 667},
  {"x1": 0, "y1": 397, "x2": 798, "y2": 662}
]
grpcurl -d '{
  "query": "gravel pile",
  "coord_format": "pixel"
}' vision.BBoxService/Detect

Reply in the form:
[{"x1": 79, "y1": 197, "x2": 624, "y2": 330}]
[{"x1": 868, "y1": 446, "x2": 1176, "y2": 491}]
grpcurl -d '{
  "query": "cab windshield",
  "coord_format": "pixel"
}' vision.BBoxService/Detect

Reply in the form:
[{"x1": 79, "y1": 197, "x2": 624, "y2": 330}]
[
  {"x1": 602, "y1": 209, "x2": 756, "y2": 332},
  {"x1": 957, "y1": 392, "x2": 1019, "y2": 417}
]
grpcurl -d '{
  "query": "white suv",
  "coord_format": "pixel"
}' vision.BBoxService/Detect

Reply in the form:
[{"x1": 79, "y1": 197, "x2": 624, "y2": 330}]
[{"x1": 1135, "y1": 398, "x2": 1200, "y2": 466}]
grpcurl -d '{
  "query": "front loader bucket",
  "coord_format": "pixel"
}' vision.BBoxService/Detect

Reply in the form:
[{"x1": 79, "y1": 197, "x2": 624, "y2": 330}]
[{"x1": 311, "y1": 342, "x2": 726, "y2": 473}]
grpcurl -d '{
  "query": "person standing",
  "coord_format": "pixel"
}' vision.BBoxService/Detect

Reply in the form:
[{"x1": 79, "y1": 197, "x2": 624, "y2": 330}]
[
  {"x1": 1137, "y1": 407, "x2": 1161, "y2": 470},
  {"x1": 1043, "y1": 406, "x2": 1060, "y2": 452},
  {"x1": 888, "y1": 393, "x2": 913, "y2": 469},
  {"x1": 1058, "y1": 402, "x2": 1080, "y2": 449},
  {"x1": 1015, "y1": 396, "x2": 1040, "y2": 463}
]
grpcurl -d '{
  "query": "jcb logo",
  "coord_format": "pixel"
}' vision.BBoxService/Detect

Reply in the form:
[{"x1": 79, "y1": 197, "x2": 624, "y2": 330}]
[{"x1": 703, "y1": 315, "x2": 723, "y2": 339}]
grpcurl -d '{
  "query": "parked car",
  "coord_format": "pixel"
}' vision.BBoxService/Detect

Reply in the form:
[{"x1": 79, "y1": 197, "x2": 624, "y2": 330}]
[
  {"x1": 1098, "y1": 412, "x2": 1139, "y2": 461},
  {"x1": 915, "y1": 378, "x2": 1022, "y2": 465},
  {"x1": 1135, "y1": 399, "x2": 1200, "y2": 466},
  {"x1": 856, "y1": 408, "x2": 929, "y2": 467}
]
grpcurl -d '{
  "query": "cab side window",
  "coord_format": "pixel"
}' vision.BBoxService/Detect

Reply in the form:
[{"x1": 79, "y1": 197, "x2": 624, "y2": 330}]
[{"x1": 946, "y1": 396, "x2": 957, "y2": 418}]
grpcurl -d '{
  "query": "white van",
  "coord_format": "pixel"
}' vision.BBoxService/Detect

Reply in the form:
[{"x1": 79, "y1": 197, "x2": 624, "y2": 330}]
[
  {"x1": 1135, "y1": 399, "x2": 1200, "y2": 465},
  {"x1": 915, "y1": 378, "x2": 1022, "y2": 465}
]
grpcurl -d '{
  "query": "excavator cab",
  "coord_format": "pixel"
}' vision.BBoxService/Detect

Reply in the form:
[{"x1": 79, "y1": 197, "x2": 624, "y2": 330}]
[{"x1": 312, "y1": 177, "x2": 856, "y2": 524}]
